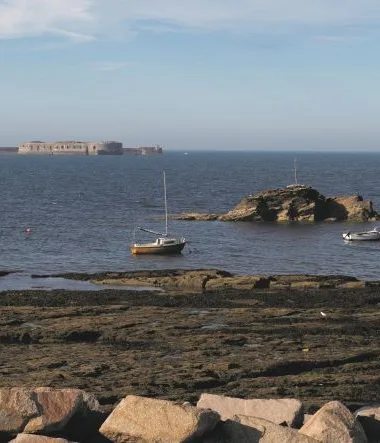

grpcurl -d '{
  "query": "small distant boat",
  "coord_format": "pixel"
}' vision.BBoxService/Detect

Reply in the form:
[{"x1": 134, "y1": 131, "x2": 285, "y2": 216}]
[
  {"x1": 342, "y1": 227, "x2": 380, "y2": 241},
  {"x1": 130, "y1": 171, "x2": 186, "y2": 255}
]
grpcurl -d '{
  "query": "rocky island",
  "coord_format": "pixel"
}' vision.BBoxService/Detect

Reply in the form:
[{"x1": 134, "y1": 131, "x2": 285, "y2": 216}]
[{"x1": 175, "y1": 185, "x2": 379, "y2": 222}]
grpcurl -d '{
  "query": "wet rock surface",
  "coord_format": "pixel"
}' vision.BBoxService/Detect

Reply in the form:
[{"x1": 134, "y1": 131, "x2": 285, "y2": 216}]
[
  {"x1": 47, "y1": 269, "x2": 379, "y2": 293},
  {"x1": 1, "y1": 269, "x2": 380, "y2": 418}
]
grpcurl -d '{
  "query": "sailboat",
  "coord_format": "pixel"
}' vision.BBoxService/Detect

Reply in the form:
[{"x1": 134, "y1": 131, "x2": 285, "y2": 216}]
[{"x1": 130, "y1": 171, "x2": 187, "y2": 255}]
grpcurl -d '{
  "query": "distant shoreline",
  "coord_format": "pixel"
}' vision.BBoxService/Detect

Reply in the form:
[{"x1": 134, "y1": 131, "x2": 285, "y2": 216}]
[{"x1": 0, "y1": 147, "x2": 17, "y2": 153}]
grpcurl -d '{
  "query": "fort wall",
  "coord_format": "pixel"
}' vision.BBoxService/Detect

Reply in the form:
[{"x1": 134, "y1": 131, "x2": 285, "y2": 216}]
[
  {"x1": 123, "y1": 145, "x2": 163, "y2": 155},
  {"x1": 18, "y1": 141, "x2": 123, "y2": 155}
]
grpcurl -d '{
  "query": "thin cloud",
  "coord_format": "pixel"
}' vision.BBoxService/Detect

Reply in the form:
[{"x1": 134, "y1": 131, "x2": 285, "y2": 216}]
[
  {"x1": 93, "y1": 61, "x2": 134, "y2": 72},
  {"x1": 1, "y1": 0, "x2": 380, "y2": 41},
  {"x1": 52, "y1": 29, "x2": 96, "y2": 43},
  {"x1": 313, "y1": 35, "x2": 360, "y2": 44}
]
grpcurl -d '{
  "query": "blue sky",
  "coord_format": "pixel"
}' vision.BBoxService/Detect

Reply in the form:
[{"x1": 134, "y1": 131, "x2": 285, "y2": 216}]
[{"x1": 1, "y1": 0, "x2": 380, "y2": 150}]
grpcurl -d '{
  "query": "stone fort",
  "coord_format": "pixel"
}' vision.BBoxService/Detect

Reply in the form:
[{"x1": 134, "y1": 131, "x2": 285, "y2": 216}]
[{"x1": 18, "y1": 141, "x2": 123, "y2": 155}]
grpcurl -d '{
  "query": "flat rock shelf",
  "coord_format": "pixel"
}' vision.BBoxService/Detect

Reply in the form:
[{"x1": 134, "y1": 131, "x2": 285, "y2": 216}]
[{"x1": 1, "y1": 269, "x2": 380, "y2": 418}]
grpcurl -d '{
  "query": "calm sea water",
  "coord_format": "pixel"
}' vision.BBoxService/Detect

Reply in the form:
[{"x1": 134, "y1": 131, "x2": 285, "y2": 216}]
[{"x1": 1, "y1": 151, "x2": 380, "y2": 288}]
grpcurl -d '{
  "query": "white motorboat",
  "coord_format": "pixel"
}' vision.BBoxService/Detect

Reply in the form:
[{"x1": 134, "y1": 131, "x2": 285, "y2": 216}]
[{"x1": 342, "y1": 227, "x2": 380, "y2": 241}]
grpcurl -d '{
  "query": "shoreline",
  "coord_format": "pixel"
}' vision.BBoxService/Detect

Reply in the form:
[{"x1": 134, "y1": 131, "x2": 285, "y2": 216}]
[{"x1": 1, "y1": 268, "x2": 380, "y2": 416}]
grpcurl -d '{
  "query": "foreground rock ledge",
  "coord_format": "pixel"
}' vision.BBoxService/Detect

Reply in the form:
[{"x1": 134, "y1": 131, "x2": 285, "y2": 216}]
[
  {"x1": 2, "y1": 270, "x2": 380, "y2": 438},
  {"x1": 1, "y1": 390, "x2": 377, "y2": 443},
  {"x1": 173, "y1": 185, "x2": 379, "y2": 222}
]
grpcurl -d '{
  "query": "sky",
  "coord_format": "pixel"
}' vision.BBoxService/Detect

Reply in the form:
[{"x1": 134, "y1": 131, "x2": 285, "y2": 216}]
[{"x1": 1, "y1": 1, "x2": 380, "y2": 150}]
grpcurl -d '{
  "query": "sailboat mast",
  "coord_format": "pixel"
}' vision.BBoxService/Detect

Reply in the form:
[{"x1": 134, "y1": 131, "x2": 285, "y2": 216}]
[
  {"x1": 294, "y1": 158, "x2": 298, "y2": 185},
  {"x1": 163, "y1": 170, "x2": 168, "y2": 236}
]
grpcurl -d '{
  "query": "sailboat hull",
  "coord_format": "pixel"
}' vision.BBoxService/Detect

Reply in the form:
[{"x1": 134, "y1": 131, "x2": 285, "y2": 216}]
[{"x1": 131, "y1": 240, "x2": 186, "y2": 255}]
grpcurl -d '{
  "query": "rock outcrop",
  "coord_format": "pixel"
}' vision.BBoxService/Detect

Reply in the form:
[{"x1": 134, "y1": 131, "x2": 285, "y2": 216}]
[
  {"x1": 55, "y1": 269, "x2": 378, "y2": 293},
  {"x1": 206, "y1": 416, "x2": 319, "y2": 443},
  {"x1": 299, "y1": 400, "x2": 368, "y2": 442},
  {"x1": 99, "y1": 395, "x2": 220, "y2": 442},
  {"x1": 0, "y1": 388, "x2": 102, "y2": 441},
  {"x1": 197, "y1": 394, "x2": 303, "y2": 427},
  {"x1": 175, "y1": 185, "x2": 379, "y2": 222}
]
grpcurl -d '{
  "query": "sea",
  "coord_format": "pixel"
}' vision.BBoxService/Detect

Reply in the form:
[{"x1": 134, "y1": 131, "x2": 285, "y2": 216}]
[{"x1": 1, "y1": 150, "x2": 380, "y2": 290}]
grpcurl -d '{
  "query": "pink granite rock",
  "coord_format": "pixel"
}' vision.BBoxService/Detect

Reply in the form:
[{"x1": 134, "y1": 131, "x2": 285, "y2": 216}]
[
  {"x1": 233, "y1": 415, "x2": 318, "y2": 442},
  {"x1": 0, "y1": 387, "x2": 100, "y2": 434},
  {"x1": 197, "y1": 393, "x2": 303, "y2": 427},
  {"x1": 100, "y1": 395, "x2": 220, "y2": 442},
  {"x1": 204, "y1": 415, "x2": 319, "y2": 443},
  {"x1": 300, "y1": 401, "x2": 367, "y2": 443}
]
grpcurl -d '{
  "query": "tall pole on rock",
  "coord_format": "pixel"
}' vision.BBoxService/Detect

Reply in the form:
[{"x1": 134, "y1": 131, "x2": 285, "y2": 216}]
[{"x1": 163, "y1": 170, "x2": 168, "y2": 236}]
